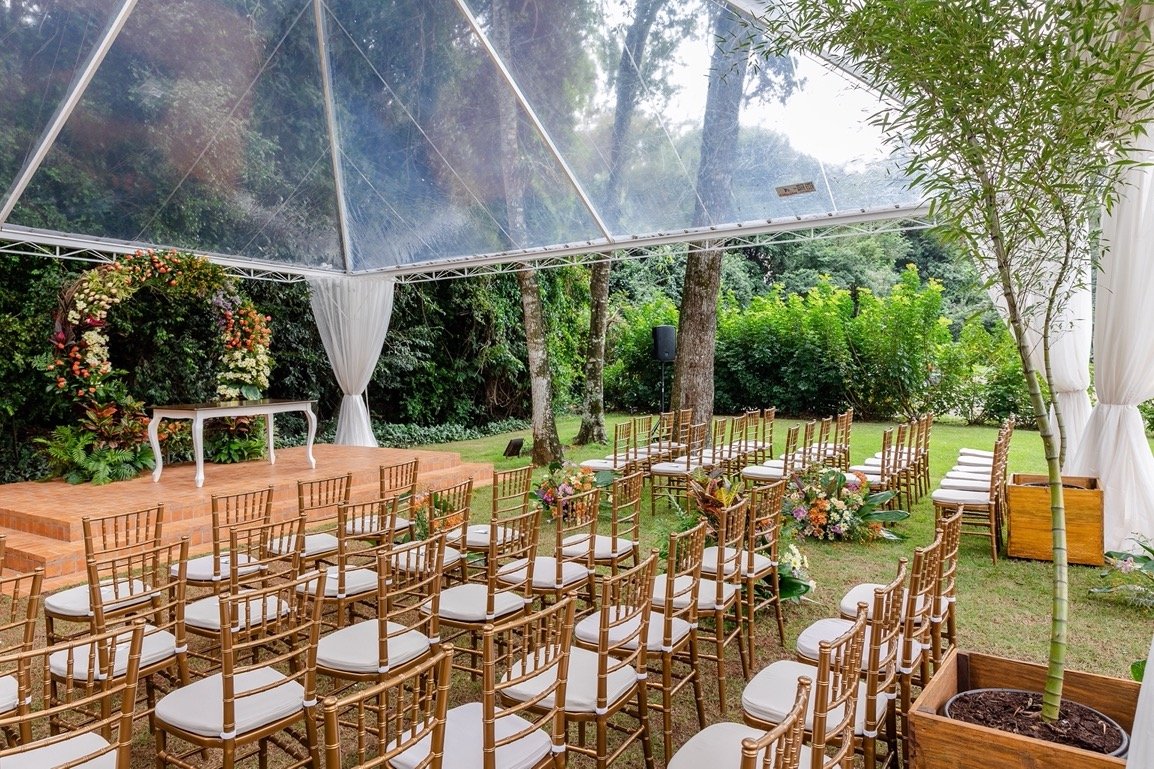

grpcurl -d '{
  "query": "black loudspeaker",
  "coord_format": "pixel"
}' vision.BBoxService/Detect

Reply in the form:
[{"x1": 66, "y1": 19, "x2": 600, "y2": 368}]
[{"x1": 652, "y1": 325, "x2": 677, "y2": 362}]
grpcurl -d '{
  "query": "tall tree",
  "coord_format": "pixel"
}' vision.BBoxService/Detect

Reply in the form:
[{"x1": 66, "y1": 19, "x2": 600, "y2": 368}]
[
  {"x1": 491, "y1": 0, "x2": 563, "y2": 464},
  {"x1": 671, "y1": 4, "x2": 750, "y2": 423},
  {"x1": 576, "y1": 0, "x2": 671, "y2": 445}
]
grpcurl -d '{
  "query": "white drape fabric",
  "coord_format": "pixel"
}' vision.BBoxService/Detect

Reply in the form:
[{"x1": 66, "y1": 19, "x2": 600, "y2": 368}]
[
  {"x1": 982, "y1": 260, "x2": 1093, "y2": 465},
  {"x1": 1067, "y1": 135, "x2": 1154, "y2": 552},
  {"x1": 308, "y1": 275, "x2": 395, "y2": 447},
  {"x1": 1128, "y1": 632, "x2": 1154, "y2": 768}
]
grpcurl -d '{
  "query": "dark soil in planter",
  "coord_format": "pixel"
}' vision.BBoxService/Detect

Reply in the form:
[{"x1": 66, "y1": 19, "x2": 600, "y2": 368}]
[{"x1": 945, "y1": 689, "x2": 1128, "y2": 756}]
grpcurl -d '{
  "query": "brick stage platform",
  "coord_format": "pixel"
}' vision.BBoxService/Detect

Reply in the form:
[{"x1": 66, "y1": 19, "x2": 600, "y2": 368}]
[{"x1": 0, "y1": 444, "x2": 493, "y2": 587}]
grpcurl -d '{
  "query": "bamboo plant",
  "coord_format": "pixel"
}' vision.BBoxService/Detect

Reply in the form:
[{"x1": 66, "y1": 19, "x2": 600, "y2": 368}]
[{"x1": 747, "y1": 0, "x2": 1154, "y2": 721}]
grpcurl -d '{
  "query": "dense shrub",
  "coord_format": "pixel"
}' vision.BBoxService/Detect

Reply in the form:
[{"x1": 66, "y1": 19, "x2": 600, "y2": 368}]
[
  {"x1": 603, "y1": 296, "x2": 680, "y2": 412},
  {"x1": 928, "y1": 318, "x2": 1033, "y2": 425}
]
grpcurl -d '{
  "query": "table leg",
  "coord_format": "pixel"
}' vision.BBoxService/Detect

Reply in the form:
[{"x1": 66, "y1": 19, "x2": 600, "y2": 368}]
[
  {"x1": 266, "y1": 414, "x2": 276, "y2": 465},
  {"x1": 192, "y1": 415, "x2": 206, "y2": 488},
  {"x1": 303, "y1": 406, "x2": 317, "y2": 469},
  {"x1": 149, "y1": 415, "x2": 164, "y2": 482}
]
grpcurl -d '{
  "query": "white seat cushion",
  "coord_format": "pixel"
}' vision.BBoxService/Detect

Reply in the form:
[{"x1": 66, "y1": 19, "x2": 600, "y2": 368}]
[
  {"x1": 930, "y1": 488, "x2": 992, "y2": 506},
  {"x1": 433, "y1": 583, "x2": 527, "y2": 623},
  {"x1": 955, "y1": 454, "x2": 994, "y2": 467},
  {"x1": 179, "y1": 553, "x2": 260, "y2": 583},
  {"x1": 316, "y1": 620, "x2": 431, "y2": 674},
  {"x1": 574, "y1": 607, "x2": 691, "y2": 652},
  {"x1": 185, "y1": 593, "x2": 290, "y2": 631},
  {"x1": 938, "y1": 477, "x2": 989, "y2": 492},
  {"x1": 392, "y1": 701, "x2": 551, "y2": 769},
  {"x1": 741, "y1": 465, "x2": 784, "y2": 481},
  {"x1": 0, "y1": 674, "x2": 18, "y2": 713},
  {"x1": 155, "y1": 667, "x2": 304, "y2": 739},
  {"x1": 390, "y1": 542, "x2": 462, "y2": 572},
  {"x1": 268, "y1": 532, "x2": 338, "y2": 559},
  {"x1": 497, "y1": 557, "x2": 589, "y2": 590},
  {"x1": 580, "y1": 458, "x2": 623, "y2": 472},
  {"x1": 446, "y1": 524, "x2": 511, "y2": 550},
  {"x1": 650, "y1": 574, "x2": 695, "y2": 610},
  {"x1": 667, "y1": 721, "x2": 815, "y2": 769},
  {"x1": 49, "y1": 625, "x2": 176, "y2": 679},
  {"x1": 839, "y1": 583, "x2": 885, "y2": 619},
  {"x1": 1, "y1": 731, "x2": 116, "y2": 769},
  {"x1": 43, "y1": 579, "x2": 150, "y2": 618},
  {"x1": 959, "y1": 447, "x2": 995, "y2": 458},
  {"x1": 701, "y1": 546, "x2": 774, "y2": 577},
  {"x1": 696, "y1": 578, "x2": 740, "y2": 611},
  {"x1": 741, "y1": 660, "x2": 881, "y2": 734},
  {"x1": 796, "y1": 617, "x2": 879, "y2": 672},
  {"x1": 561, "y1": 533, "x2": 635, "y2": 561},
  {"x1": 946, "y1": 468, "x2": 992, "y2": 480},
  {"x1": 502, "y1": 647, "x2": 636, "y2": 713},
  {"x1": 650, "y1": 460, "x2": 709, "y2": 476},
  {"x1": 298, "y1": 568, "x2": 377, "y2": 598}
]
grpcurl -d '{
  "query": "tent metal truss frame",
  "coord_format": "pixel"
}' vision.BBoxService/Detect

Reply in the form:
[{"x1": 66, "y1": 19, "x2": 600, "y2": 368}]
[{"x1": 0, "y1": 205, "x2": 932, "y2": 284}]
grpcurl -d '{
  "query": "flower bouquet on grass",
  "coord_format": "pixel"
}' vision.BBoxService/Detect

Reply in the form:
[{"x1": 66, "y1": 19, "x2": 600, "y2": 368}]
[
  {"x1": 784, "y1": 466, "x2": 909, "y2": 542},
  {"x1": 410, "y1": 491, "x2": 463, "y2": 541},
  {"x1": 533, "y1": 462, "x2": 608, "y2": 522},
  {"x1": 778, "y1": 543, "x2": 815, "y2": 600}
]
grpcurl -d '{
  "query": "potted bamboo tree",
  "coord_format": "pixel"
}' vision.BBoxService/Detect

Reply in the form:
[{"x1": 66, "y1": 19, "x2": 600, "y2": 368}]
[{"x1": 747, "y1": 0, "x2": 1154, "y2": 765}]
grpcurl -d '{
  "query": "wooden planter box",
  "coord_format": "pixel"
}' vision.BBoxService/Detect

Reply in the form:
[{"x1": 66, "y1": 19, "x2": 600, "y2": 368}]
[
  {"x1": 1005, "y1": 474, "x2": 1104, "y2": 566},
  {"x1": 909, "y1": 649, "x2": 1139, "y2": 769}
]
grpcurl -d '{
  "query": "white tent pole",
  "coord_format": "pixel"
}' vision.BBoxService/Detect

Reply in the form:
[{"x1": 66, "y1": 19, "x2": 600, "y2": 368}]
[{"x1": 0, "y1": 0, "x2": 140, "y2": 223}]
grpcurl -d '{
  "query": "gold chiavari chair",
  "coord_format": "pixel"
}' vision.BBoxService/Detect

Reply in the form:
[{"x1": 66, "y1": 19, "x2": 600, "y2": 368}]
[
  {"x1": 0, "y1": 566, "x2": 44, "y2": 741},
  {"x1": 270, "y1": 472, "x2": 351, "y2": 564},
  {"x1": 44, "y1": 503, "x2": 164, "y2": 644},
  {"x1": 668, "y1": 677, "x2": 811, "y2": 769},
  {"x1": 649, "y1": 422, "x2": 709, "y2": 515},
  {"x1": 0, "y1": 622, "x2": 144, "y2": 767},
  {"x1": 183, "y1": 488, "x2": 272, "y2": 590},
  {"x1": 580, "y1": 420, "x2": 637, "y2": 474},
  {"x1": 153, "y1": 570, "x2": 326, "y2": 769},
  {"x1": 561, "y1": 469, "x2": 643, "y2": 575},
  {"x1": 742, "y1": 481, "x2": 788, "y2": 651},
  {"x1": 376, "y1": 457, "x2": 420, "y2": 538},
  {"x1": 320, "y1": 644, "x2": 453, "y2": 769},
  {"x1": 446, "y1": 467, "x2": 530, "y2": 560},
  {"x1": 742, "y1": 424, "x2": 800, "y2": 484}
]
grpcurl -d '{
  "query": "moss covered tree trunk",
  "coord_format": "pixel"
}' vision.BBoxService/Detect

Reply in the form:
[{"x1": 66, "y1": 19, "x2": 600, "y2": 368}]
[{"x1": 575, "y1": 260, "x2": 609, "y2": 445}]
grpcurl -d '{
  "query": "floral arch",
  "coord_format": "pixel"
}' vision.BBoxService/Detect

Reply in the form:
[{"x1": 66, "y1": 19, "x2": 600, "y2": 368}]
[{"x1": 42, "y1": 249, "x2": 272, "y2": 483}]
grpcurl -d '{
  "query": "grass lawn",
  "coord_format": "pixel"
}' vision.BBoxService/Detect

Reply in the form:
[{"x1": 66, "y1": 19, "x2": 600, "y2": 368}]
[{"x1": 419, "y1": 414, "x2": 1149, "y2": 680}]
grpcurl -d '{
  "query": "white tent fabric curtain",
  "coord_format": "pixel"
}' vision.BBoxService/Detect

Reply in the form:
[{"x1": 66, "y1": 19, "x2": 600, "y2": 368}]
[
  {"x1": 1067, "y1": 134, "x2": 1154, "y2": 552},
  {"x1": 308, "y1": 275, "x2": 396, "y2": 447}
]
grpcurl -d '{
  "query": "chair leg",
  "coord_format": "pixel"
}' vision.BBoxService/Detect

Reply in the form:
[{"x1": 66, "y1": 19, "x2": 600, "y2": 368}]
[
  {"x1": 637, "y1": 681, "x2": 656, "y2": 769},
  {"x1": 688, "y1": 635, "x2": 706, "y2": 729},
  {"x1": 661, "y1": 653, "x2": 674, "y2": 763},
  {"x1": 713, "y1": 609, "x2": 727, "y2": 712}
]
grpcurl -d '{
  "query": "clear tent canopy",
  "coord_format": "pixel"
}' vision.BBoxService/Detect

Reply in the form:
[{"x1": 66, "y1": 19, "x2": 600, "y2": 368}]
[{"x1": 0, "y1": 0, "x2": 925, "y2": 281}]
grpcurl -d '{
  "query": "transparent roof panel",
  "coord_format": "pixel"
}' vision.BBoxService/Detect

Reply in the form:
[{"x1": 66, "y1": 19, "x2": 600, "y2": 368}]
[
  {"x1": 8, "y1": 0, "x2": 342, "y2": 270},
  {"x1": 0, "y1": 0, "x2": 923, "y2": 276}
]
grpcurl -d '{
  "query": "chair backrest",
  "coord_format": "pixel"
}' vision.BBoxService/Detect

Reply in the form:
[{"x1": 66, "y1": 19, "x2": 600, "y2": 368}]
[
  {"x1": 321, "y1": 644, "x2": 452, "y2": 769},
  {"x1": 589, "y1": 553, "x2": 657, "y2": 710},
  {"x1": 492, "y1": 466, "x2": 533, "y2": 520},
  {"x1": 339, "y1": 496, "x2": 400, "y2": 543},
  {"x1": 0, "y1": 567, "x2": 43, "y2": 652},
  {"x1": 675, "y1": 407, "x2": 694, "y2": 438},
  {"x1": 380, "y1": 457, "x2": 420, "y2": 500},
  {"x1": 550, "y1": 486, "x2": 600, "y2": 588},
  {"x1": 486, "y1": 598, "x2": 576, "y2": 768},
  {"x1": 780, "y1": 425, "x2": 801, "y2": 477},
  {"x1": 380, "y1": 535, "x2": 444, "y2": 673},
  {"x1": 87, "y1": 538, "x2": 189, "y2": 659},
  {"x1": 934, "y1": 509, "x2": 963, "y2": 614},
  {"x1": 299, "y1": 473, "x2": 352, "y2": 520},
  {"x1": 899, "y1": 531, "x2": 944, "y2": 675},
  {"x1": 611, "y1": 420, "x2": 635, "y2": 467},
  {"x1": 741, "y1": 677, "x2": 811, "y2": 769},
  {"x1": 811, "y1": 604, "x2": 868, "y2": 769},
  {"x1": 632, "y1": 414, "x2": 655, "y2": 453},
  {"x1": 228, "y1": 514, "x2": 306, "y2": 590},
  {"x1": 798, "y1": 421, "x2": 816, "y2": 471},
  {"x1": 483, "y1": 505, "x2": 540, "y2": 619},
  {"x1": 709, "y1": 497, "x2": 750, "y2": 590},
  {"x1": 747, "y1": 482, "x2": 786, "y2": 577},
  {"x1": 608, "y1": 470, "x2": 645, "y2": 557},
  {"x1": 82, "y1": 503, "x2": 164, "y2": 561},
  {"x1": 862, "y1": 559, "x2": 906, "y2": 736},
  {"x1": 875, "y1": 428, "x2": 894, "y2": 480},
  {"x1": 814, "y1": 416, "x2": 833, "y2": 464},
  {"x1": 681, "y1": 422, "x2": 708, "y2": 467},
  {"x1": 657, "y1": 522, "x2": 706, "y2": 647},
  {"x1": 0, "y1": 622, "x2": 144, "y2": 764},
  {"x1": 424, "y1": 478, "x2": 473, "y2": 545},
  {"x1": 209, "y1": 487, "x2": 273, "y2": 580},
  {"x1": 218, "y1": 570, "x2": 326, "y2": 741}
]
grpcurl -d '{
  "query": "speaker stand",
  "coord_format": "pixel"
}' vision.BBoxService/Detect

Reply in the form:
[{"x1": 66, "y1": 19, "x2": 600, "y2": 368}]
[{"x1": 659, "y1": 361, "x2": 667, "y2": 412}]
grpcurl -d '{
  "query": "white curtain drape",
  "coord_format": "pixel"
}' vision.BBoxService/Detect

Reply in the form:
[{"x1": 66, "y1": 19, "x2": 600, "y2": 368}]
[
  {"x1": 308, "y1": 275, "x2": 396, "y2": 447},
  {"x1": 1067, "y1": 133, "x2": 1154, "y2": 552},
  {"x1": 1128, "y1": 632, "x2": 1154, "y2": 768},
  {"x1": 983, "y1": 261, "x2": 1093, "y2": 464}
]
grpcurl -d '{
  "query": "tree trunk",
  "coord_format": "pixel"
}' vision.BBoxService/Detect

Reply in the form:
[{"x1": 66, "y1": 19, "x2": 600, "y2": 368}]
[
  {"x1": 492, "y1": 0, "x2": 562, "y2": 464},
  {"x1": 574, "y1": 259, "x2": 610, "y2": 445},
  {"x1": 576, "y1": 0, "x2": 669, "y2": 445},
  {"x1": 672, "y1": 4, "x2": 749, "y2": 424}
]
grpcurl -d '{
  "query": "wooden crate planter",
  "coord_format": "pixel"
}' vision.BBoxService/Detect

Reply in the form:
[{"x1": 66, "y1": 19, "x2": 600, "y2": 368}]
[
  {"x1": 909, "y1": 649, "x2": 1139, "y2": 769},
  {"x1": 1005, "y1": 474, "x2": 1104, "y2": 566}
]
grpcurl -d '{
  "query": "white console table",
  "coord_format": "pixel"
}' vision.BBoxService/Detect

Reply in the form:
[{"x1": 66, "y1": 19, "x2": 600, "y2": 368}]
[{"x1": 148, "y1": 399, "x2": 317, "y2": 488}]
